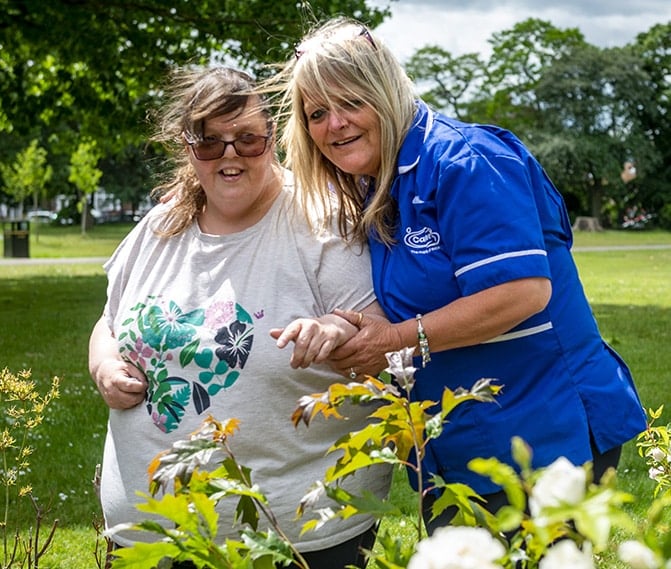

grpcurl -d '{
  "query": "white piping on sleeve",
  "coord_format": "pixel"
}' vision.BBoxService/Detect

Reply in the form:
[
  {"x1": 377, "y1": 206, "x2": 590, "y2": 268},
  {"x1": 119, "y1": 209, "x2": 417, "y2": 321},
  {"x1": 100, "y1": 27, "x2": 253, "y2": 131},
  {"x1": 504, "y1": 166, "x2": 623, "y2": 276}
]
[
  {"x1": 454, "y1": 249, "x2": 547, "y2": 277},
  {"x1": 481, "y1": 322, "x2": 554, "y2": 344}
]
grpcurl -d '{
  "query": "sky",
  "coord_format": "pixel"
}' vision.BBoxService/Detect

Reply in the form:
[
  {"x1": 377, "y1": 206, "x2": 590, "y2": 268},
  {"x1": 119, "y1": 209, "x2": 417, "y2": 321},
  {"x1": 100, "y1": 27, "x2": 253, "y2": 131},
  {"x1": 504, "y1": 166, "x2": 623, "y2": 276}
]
[{"x1": 367, "y1": 0, "x2": 671, "y2": 61}]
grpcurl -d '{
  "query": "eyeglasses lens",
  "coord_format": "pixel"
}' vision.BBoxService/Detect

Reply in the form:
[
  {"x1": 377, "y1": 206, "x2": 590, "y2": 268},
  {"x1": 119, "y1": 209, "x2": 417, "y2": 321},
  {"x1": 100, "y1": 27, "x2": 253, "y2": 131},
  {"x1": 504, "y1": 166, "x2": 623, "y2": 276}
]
[{"x1": 191, "y1": 135, "x2": 269, "y2": 160}]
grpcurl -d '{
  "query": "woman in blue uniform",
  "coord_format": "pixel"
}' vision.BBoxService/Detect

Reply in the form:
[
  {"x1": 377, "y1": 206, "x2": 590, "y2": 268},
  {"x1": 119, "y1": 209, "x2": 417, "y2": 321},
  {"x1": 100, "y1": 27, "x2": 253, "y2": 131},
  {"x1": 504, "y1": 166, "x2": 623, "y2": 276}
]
[{"x1": 275, "y1": 17, "x2": 647, "y2": 530}]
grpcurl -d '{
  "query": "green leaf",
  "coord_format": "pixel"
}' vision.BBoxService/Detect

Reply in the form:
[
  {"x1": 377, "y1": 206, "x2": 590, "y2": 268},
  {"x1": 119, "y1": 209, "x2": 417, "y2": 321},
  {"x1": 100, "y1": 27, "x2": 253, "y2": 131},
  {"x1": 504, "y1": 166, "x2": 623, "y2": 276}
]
[
  {"x1": 193, "y1": 348, "x2": 214, "y2": 369},
  {"x1": 428, "y1": 480, "x2": 485, "y2": 526},
  {"x1": 135, "y1": 491, "x2": 218, "y2": 539},
  {"x1": 324, "y1": 486, "x2": 401, "y2": 518},
  {"x1": 224, "y1": 371, "x2": 240, "y2": 388},
  {"x1": 510, "y1": 436, "x2": 533, "y2": 473},
  {"x1": 235, "y1": 494, "x2": 260, "y2": 530},
  {"x1": 468, "y1": 456, "x2": 526, "y2": 510},
  {"x1": 111, "y1": 542, "x2": 180, "y2": 568},
  {"x1": 240, "y1": 529, "x2": 295, "y2": 565},
  {"x1": 180, "y1": 338, "x2": 201, "y2": 367},
  {"x1": 199, "y1": 371, "x2": 215, "y2": 384},
  {"x1": 215, "y1": 359, "x2": 230, "y2": 375},
  {"x1": 493, "y1": 504, "x2": 524, "y2": 533},
  {"x1": 424, "y1": 414, "x2": 444, "y2": 440}
]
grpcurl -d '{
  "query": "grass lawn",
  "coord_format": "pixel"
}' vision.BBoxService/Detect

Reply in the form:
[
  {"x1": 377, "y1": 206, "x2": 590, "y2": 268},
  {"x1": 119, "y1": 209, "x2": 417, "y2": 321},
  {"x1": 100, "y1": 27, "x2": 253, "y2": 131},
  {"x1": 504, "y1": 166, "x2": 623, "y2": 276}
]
[
  {"x1": 2, "y1": 221, "x2": 136, "y2": 259},
  {"x1": 0, "y1": 224, "x2": 670, "y2": 568}
]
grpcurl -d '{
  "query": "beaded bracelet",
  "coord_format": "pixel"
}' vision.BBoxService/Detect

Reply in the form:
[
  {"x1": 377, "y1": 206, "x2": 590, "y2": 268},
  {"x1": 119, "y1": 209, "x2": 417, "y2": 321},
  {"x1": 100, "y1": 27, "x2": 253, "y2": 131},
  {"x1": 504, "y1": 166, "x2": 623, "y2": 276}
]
[{"x1": 416, "y1": 314, "x2": 431, "y2": 368}]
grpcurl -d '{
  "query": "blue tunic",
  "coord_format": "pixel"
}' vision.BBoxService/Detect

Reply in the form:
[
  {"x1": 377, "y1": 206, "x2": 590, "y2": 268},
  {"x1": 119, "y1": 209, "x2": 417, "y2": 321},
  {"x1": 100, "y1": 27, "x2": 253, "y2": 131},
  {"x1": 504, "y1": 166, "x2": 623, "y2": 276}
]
[{"x1": 368, "y1": 101, "x2": 646, "y2": 494}]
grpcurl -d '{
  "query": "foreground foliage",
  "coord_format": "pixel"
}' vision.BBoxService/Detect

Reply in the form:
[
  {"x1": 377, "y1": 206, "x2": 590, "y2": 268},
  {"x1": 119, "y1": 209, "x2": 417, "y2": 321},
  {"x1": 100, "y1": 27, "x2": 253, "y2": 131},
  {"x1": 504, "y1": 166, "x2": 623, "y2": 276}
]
[
  {"x1": 104, "y1": 349, "x2": 670, "y2": 569},
  {"x1": 0, "y1": 368, "x2": 60, "y2": 569}
]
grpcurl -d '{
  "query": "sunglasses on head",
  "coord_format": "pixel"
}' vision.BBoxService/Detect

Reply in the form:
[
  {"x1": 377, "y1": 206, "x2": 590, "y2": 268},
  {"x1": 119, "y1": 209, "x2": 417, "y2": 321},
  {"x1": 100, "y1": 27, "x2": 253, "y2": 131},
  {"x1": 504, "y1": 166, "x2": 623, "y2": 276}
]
[{"x1": 294, "y1": 25, "x2": 376, "y2": 59}]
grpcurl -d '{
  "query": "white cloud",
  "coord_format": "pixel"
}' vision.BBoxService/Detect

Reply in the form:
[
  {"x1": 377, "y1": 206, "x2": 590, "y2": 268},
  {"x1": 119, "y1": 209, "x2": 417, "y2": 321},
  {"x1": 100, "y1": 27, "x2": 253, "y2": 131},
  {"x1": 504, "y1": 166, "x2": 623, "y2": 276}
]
[{"x1": 368, "y1": 0, "x2": 671, "y2": 61}]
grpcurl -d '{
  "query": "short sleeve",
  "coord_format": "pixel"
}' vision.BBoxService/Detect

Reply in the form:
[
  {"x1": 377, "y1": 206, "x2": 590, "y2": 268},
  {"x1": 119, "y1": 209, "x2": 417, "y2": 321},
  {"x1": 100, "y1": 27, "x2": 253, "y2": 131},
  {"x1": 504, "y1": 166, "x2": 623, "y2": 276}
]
[
  {"x1": 316, "y1": 234, "x2": 376, "y2": 313},
  {"x1": 437, "y1": 152, "x2": 552, "y2": 296},
  {"x1": 102, "y1": 207, "x2": 166, "y2": 331}
]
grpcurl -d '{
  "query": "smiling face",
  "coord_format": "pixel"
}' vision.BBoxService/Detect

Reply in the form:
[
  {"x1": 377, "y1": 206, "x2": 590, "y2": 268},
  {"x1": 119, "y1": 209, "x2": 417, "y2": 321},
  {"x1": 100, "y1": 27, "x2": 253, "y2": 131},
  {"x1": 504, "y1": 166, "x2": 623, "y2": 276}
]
[
  {"x1": 188, "y1": 100, "x2": 280, "y2": 234},
  {"x1": 302, "y1": 95, "x2": 382, "y2": 178}
]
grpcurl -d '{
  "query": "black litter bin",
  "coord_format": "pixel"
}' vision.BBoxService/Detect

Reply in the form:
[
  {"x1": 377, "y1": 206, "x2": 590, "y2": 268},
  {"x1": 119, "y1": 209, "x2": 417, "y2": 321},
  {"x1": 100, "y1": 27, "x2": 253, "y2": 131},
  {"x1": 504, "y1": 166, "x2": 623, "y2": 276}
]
[{"x1": 3, "y1": 220, "x2": 30, "y2": 258}]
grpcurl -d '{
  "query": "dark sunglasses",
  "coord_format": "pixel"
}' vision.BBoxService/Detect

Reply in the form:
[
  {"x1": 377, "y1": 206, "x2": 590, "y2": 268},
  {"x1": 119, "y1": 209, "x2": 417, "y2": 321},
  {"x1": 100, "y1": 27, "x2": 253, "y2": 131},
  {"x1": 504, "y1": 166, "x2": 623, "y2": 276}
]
[
  {"x1": 184, "y1": 132, "x2": 272, "y2": 161},
  {"x1": 294, "y1": 25, "x2": 376, "y2": 59}
]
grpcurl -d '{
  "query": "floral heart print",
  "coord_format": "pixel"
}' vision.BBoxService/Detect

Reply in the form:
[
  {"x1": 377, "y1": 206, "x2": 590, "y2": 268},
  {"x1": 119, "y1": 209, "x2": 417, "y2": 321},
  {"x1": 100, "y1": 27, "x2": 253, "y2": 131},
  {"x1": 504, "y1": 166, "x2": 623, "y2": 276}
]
[{"x1": 117, "y1": 296, "x2": 254, "y2": 433}]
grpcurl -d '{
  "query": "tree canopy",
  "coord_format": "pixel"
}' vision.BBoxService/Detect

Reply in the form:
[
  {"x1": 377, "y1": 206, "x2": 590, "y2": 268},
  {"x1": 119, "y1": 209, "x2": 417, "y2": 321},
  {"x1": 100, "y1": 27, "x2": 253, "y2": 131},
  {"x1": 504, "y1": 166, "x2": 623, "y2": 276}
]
[
  {"x1": 1, "y1": 5, "x2": 669, "y2": 229},
  {"x1": 406, "y1": 18, "x2": 671, "y2": 227},
  {"x1": 0, "y1": 0, "x2": 387, "y2": 213}
]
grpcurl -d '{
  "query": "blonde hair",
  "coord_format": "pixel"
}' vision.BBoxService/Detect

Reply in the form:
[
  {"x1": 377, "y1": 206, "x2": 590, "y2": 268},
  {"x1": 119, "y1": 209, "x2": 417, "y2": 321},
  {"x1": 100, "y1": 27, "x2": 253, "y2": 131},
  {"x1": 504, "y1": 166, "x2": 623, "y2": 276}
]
[
  {"x1": 150, "y1": 66, "x2": 274, "y2": 237},
  {"x1": 272, "y1": 17, "x2": 416, "y2": 245}
]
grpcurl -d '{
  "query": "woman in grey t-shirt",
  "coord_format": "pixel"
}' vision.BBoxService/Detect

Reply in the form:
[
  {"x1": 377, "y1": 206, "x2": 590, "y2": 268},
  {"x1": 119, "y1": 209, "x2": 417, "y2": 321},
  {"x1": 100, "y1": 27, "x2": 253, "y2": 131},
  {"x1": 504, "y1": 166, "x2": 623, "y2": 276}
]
[{"x1": 88, "y1": 66, "x2": 390, "y2": 569}]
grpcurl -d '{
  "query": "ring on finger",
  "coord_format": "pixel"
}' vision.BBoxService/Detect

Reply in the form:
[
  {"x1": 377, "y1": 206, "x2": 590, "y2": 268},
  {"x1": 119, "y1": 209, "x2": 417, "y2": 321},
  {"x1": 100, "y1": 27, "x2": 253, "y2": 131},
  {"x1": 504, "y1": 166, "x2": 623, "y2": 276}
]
[
  {"x1": 355, "y1": 312, "x2": 363, "y2": 327},
  {"x1": 349, "y1": 368, "x2": 357, "y2": 380}
]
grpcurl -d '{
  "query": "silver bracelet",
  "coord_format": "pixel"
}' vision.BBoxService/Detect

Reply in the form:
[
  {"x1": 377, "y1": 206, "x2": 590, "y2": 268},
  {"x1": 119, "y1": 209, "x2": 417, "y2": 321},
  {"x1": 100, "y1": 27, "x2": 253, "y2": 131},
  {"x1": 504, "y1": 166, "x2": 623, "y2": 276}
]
[{"x1": 416, "y1": 314, "x2": 431, "y2": 368}]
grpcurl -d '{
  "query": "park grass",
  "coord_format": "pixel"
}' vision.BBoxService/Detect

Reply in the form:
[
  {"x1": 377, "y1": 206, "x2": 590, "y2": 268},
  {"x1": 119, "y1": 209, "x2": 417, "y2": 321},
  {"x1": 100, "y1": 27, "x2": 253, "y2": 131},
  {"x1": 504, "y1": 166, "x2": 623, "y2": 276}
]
[
  {"x1": 0, "y1": 225, "x2": 670, "y2": 568},
  {"x1": 0, "y1": 262, "x2": 110, "y2": 568},
  {"x1": 7, "y1": 221, "x2": 136, "y2": 259},
  {"x1": 572, "y1": 227, "x2": 671, "y2": 248},
  {"x1": 2, "y1": 223, "x2": 671, "y2": 260}
]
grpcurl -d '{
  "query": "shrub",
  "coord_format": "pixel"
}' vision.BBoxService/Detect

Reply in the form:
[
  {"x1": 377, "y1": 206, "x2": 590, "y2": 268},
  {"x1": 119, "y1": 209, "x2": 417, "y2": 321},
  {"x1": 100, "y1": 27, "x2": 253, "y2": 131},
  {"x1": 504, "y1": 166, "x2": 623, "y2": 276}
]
[{"x1": 0, "y1": 368, "x2": 60, "y2": 569}]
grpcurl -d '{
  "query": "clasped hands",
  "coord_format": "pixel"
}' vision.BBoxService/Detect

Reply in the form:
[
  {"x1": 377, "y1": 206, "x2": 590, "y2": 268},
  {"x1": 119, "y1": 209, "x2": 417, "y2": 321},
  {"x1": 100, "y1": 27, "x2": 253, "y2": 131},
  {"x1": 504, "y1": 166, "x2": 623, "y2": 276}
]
[
  {"x1": 271, "y1": 309, "x2": 398, "y2": 380},
  {"x1": 94, "y1": 311, "x2": 399, "y2": 411}
]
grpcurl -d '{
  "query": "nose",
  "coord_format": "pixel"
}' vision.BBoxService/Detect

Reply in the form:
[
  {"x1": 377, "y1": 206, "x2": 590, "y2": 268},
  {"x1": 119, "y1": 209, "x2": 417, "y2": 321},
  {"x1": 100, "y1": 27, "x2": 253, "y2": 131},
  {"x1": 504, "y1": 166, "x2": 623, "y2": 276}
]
[
  {"x1": 327, "y1": 110, "x2": 348, "y2": 130},
  {"x1": 222, "y1": 141, "x2": 238, "y2": 157}
]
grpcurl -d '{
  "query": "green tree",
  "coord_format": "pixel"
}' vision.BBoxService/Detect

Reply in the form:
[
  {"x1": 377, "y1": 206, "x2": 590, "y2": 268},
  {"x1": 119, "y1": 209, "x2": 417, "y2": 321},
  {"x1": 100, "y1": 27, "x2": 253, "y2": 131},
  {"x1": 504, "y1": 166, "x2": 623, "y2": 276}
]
[
  {"x1": 632, "y1": 23, "x2": 671, "y2": 216},
  {"x1": 68, "y1": 139, "x2": 102, "y2": 235},
  {"x1": 99, "y1": 145, "x2": 158, "y2": 218},
  {"x1": 480, "y1": 18, "x2": 588, "y2": 135},
  {"x1": 0, "y1": 0, "x2": 388, "y2": 211},
  {"x1": 401, "y1": 17, "x2": 667, "y2": 222},
  {"x1": 405, "y1": 47, "x2": 485, "y2": 119},
  {"x1": 532, "y1": 44, "x2": 659, "y2": 222},
  {"x1": 0, "y1": 139, "x2": 53, "y2": 213}
]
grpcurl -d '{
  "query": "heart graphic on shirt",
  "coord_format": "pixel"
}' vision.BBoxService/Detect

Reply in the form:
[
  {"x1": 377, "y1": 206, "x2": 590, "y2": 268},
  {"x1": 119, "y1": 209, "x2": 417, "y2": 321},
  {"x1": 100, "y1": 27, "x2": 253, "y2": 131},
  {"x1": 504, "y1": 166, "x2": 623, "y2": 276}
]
[{"x1": 118, "y1": 297, "x2": 254, "y2": 433}]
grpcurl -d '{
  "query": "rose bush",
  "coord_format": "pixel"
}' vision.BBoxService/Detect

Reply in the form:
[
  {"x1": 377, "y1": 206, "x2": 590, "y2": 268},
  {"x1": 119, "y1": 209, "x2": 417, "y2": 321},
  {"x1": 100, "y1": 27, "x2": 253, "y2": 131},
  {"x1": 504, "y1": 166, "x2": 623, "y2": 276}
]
[{"x1": 407, "y1": 527, "x2": 505, "y2": 569}]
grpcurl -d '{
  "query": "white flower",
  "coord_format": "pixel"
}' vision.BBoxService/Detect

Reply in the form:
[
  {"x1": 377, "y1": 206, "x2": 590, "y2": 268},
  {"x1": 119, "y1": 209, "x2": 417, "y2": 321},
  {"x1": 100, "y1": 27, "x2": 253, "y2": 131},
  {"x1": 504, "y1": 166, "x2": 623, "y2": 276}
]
[
  {"x1": 529, "y1": 457, "x2": 586, "y2": 517},
  {"x1": 539, "y1": 540, "x2": 594, "y2": 569},
  {"x1": 648, "y1": 447, "x2": 668, "y2": 463},
  {"x1": 407, "y1": 526, "x2": 505, "y2": 569},
  {"x1": 648, "y1": 466, "x2": 665, "y2": 481},
  {"x1": 618, "y1": 540, "x2": 660, "y2": 569},
  {"x1": 384, "y1": 347, "x2": 417, "y2": 391}
]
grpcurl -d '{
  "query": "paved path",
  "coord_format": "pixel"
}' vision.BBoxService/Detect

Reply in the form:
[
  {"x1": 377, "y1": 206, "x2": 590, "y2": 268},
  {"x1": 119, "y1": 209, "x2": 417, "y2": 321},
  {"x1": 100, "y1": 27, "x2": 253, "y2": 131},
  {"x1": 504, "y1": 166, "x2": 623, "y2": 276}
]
[
  {"x1": 571, "y1": 244, "x2": 671, "y2": 252},
  {"x1": 0, "y1": 256, "x2": 109, "y2": 266},
  {"x1": 1, "y1": 245, "x2": 671, "y2": 266}
]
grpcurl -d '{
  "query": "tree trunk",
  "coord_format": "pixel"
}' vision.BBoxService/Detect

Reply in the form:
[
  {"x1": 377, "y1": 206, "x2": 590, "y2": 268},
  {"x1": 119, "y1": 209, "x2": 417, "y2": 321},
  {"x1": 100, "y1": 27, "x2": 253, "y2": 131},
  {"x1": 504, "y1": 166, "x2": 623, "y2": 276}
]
[{"x1": 589, "y1": 179, "x2": 603, "y2": 219}]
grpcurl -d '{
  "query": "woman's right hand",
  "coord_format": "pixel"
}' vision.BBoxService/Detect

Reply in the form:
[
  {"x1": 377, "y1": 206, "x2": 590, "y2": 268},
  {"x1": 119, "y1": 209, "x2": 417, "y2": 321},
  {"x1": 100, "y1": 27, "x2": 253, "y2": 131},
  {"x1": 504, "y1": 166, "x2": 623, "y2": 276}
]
[{"x1": 93, "y1": 358, "x2": 147, "y2": 410}]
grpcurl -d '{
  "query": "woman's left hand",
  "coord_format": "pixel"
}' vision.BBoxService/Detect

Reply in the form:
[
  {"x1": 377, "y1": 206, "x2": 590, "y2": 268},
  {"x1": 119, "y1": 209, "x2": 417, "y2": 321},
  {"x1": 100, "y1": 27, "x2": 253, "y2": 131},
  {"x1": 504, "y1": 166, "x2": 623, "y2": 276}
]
[
  {"x1": 327, "y1": 310, "x2": 404, "y2": 380},
  {"x1": 270, "y1": 313, "x2": 357, "y2": 369}
]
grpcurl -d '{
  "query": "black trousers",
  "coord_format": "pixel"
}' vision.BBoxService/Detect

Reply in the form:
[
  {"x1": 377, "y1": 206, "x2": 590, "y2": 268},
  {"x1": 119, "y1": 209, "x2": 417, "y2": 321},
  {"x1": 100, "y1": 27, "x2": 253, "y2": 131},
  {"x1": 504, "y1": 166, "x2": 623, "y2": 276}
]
[{"x1": 423, "y1": 442, "x2": 622, "y2": 536}]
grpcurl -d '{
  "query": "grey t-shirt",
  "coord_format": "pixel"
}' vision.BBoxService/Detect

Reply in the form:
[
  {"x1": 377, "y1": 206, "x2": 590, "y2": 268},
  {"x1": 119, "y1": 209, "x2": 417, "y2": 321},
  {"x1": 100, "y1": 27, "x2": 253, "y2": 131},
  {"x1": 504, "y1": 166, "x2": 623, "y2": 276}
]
[{"x1": 100, "y1": 180, "x2": 391, "y2": 550}]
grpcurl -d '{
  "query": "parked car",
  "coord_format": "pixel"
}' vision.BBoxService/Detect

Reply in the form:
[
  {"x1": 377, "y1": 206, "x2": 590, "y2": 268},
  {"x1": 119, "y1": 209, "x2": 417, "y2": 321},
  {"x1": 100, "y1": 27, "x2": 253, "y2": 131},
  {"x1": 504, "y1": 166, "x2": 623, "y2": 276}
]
[{"x1": 26, "y1": 210, "x2": 57, "y2": 223}]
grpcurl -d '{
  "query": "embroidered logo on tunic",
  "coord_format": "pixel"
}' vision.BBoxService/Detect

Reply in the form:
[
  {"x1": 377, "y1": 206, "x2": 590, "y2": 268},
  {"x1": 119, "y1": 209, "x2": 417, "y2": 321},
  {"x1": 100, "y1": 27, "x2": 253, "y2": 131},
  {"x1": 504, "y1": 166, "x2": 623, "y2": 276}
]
[{"x1": 403, "y1": 226, "x2": 441, "y2": 254}]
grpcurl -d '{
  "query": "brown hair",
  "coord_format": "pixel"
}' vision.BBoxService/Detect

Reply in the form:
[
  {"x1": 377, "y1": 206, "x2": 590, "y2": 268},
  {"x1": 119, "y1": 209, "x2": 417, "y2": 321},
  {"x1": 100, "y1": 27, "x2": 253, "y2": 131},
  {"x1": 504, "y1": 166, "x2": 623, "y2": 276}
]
[{"x1": 150, "y1": 66, "x2": 274, "y2": 237}]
